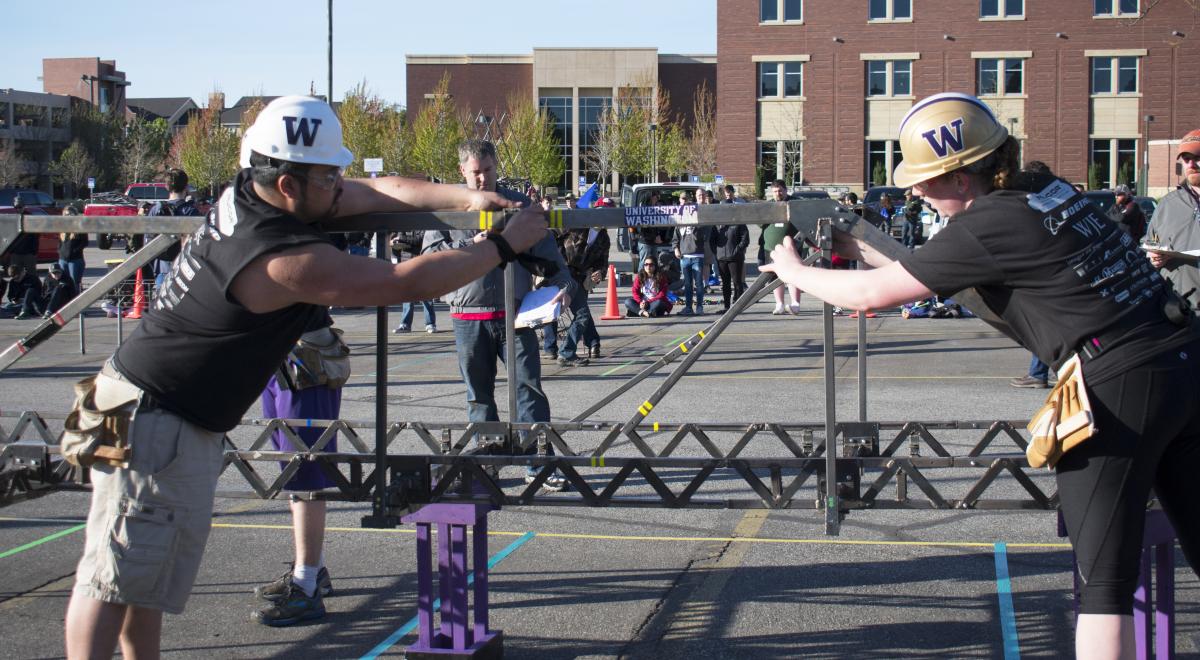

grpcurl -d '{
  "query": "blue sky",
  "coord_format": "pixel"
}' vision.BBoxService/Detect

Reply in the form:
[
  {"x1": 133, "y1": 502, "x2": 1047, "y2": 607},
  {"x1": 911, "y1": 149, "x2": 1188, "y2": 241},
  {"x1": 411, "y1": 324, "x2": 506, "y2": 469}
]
[{"x1": 4, "y1": 1, "x2": 717, "y2": 107}]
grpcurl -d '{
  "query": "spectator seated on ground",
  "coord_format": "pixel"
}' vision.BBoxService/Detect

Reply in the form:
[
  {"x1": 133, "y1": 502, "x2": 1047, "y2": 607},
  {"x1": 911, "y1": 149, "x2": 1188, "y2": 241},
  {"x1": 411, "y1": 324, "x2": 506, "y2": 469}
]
[
  {"x1": 4, "y1": 264, "x2": 45, "y2": 319},
  {"x1": 625, "y1": 257, "x2": 673, "y2": 318},
  {"x1": 42, "y1": 262, "x2": 77, "y2": 316}
]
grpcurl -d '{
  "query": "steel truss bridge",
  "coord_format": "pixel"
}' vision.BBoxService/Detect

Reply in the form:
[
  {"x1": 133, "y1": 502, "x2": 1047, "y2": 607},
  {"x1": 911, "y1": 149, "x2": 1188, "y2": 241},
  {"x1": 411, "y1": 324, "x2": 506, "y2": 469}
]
[{"x1": 0, "y1": 197, "x2": 1051, "y2": 535}]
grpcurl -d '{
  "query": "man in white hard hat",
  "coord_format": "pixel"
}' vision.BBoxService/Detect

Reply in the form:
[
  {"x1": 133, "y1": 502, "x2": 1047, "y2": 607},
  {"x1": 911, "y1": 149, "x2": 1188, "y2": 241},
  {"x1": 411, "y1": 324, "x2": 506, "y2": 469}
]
[{"x1": 63, "y1": 96, "x2": 548, "y2": 659}]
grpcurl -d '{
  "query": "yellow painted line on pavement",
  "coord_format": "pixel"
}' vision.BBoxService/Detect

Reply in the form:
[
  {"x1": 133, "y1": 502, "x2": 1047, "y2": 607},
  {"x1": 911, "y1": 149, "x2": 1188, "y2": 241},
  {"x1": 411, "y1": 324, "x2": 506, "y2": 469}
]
[
  {"x1": 204, "y1": 521, "x2": 1070, "y2": 549},
  {"x1": 0, "y1": 516, "x2": 1070, "y2": 549}
]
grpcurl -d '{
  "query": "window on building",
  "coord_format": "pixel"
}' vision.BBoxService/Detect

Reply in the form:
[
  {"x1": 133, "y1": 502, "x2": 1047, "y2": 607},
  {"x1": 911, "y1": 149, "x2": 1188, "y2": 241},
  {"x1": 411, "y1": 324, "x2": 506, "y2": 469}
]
[
  {"x1": 1091, "y1": 56, "x2": 1139, "y2": 94},
  {"x1": 759, "y1": 62, "x2": 779, "y2": 97},
  {"x1": 869, "y1": 0, "x2": 911, "y2": 20},
  {"x1": 50, "y1": 107, "x2": 68, "y2": 129},
  {"x1": 783, "y1": 62, "x2": 803, "y2": 97},
  {"x1": 761, "y1": 0, "x2": 802, "y2": 21},
  {"x1": 781, "y1": 141, "x2": 804, "y2": 186},
  {"x1": 759, "y1": 141, "x2": 778, "y2": 186},
  {"x1": 1089, "y1": 138, "x2": 1138, "y2": 188},
  {"x1": 977, "y1": 58, "x2": 1024, "y2": 95},
  {"x1": 539, "y1": 96, "x2": 573, "y2": 191},
  {"x1": 980, "y1": 0, "x2": 1023, "y2": 17},
  {"x1": 13, "y1": 104, "x2": 45, "y2": 128},
  {"x1": 0, "y1": 102, "x2": 9, "y2": 130},
  {"x1": 867, "y1": 60, "x2": 911, "y2": 97},
  {"x1": 1093, "y1": 0, "x2": 1138, "y2": 16},
  {"x1": 865, "y1": 141, "x2": 904, "y2": 186}
]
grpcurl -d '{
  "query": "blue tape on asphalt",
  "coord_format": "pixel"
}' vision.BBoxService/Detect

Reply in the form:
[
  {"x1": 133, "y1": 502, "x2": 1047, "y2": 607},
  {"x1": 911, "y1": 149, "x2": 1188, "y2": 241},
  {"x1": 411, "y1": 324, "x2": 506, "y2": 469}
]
[
  {"x1": 360, "y1": 531, "x2": 536, "y2": 660},
  {"x1": 994, "y1": 542, "x2": 1021, "y2": 660}
]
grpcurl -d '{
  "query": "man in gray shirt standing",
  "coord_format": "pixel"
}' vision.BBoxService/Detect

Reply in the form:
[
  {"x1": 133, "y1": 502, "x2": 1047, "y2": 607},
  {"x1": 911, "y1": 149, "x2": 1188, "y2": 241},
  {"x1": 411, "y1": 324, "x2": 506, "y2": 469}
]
[
  {"x1": 1147, "y1": 128, "x2": 1200, "y2": 310},
  {"x1": 423, "y1": 140, "x2": 574, "y2": 490}
]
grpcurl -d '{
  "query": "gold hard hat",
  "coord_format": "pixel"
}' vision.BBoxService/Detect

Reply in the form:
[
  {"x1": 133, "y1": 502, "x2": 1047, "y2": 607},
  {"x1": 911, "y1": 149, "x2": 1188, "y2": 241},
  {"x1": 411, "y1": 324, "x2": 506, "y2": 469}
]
[{"x1": 893, "y1": 93, "x2": 1009, "y2": 188}]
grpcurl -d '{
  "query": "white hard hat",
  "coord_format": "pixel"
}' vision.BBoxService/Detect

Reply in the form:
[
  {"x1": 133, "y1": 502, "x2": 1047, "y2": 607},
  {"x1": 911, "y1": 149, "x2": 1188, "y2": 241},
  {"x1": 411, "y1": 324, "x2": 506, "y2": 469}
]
[{"x1": 241, "y1": 95, "x2": 353, "y2": 168}]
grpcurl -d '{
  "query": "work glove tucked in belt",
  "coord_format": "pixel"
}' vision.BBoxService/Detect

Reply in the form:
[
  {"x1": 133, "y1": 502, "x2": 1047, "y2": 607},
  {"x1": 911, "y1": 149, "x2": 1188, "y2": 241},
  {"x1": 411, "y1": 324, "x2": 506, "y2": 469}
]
[{"x1": 1026, "y1": 354, "x2": 1097, "y2": 469}]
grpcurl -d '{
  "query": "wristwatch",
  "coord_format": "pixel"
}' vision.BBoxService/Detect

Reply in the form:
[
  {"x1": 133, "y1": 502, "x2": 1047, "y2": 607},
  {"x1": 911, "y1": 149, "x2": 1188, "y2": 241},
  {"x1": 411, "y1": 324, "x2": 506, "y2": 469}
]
[{"x1": 484, "y1": 231, "x2": 517, "y2": 266}]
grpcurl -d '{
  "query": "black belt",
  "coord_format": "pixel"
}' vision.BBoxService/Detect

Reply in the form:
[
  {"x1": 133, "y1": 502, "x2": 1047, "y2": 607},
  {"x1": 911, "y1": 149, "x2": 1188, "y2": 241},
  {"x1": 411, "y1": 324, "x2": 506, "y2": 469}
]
[{"x1": 100, "y1": 361, "x2": 162, "y2": 412}]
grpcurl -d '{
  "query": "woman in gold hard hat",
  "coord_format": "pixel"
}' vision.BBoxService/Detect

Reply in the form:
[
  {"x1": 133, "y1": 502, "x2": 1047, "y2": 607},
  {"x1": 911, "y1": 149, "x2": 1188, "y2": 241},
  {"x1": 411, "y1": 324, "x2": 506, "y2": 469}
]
[{"x1": 763, "y1": 92, "x2": 1200, "y2": 660}]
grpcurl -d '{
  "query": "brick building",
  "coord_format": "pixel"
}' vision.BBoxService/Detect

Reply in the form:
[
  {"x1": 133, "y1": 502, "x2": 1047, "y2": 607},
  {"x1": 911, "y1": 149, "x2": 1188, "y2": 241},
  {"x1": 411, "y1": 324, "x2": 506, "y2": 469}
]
[
  {"x1": 407, "y1": 48, "x2": 716, "y2": 193},
  {"x1": 718, "y1": 0, "x2": 1200, "y2": 197},
  {"x1": 41, "y1": 57, "x2": 129, "y2": 115}
]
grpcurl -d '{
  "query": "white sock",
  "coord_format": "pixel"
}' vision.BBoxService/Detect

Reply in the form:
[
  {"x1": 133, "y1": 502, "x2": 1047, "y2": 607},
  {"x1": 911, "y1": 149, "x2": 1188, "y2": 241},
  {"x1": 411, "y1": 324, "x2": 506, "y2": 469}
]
[
  {"x1": 292, "y1": 564, "x2": 320, "y2": 597},
  {"x1": 318, "y1": 551, "x2": 325, "y2": 570}
]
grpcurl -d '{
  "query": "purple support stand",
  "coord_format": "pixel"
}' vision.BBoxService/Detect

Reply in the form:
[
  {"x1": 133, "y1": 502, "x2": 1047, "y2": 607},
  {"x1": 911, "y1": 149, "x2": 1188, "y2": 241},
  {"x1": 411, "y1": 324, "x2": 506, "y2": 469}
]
[
  {"x1": 403, "y1": 503, "x2": 503, "y2": 659},
  {"x1": 1058, "y1": 509, "x2": 1176, "y2": 659}
]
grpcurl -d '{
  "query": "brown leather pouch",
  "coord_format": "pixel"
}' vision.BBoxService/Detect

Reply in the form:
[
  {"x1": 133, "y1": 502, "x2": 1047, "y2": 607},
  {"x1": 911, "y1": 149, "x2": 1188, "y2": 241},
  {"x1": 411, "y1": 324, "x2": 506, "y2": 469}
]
[{"x1": 61, "y1": 375, "x2": 137, "y2": 469}]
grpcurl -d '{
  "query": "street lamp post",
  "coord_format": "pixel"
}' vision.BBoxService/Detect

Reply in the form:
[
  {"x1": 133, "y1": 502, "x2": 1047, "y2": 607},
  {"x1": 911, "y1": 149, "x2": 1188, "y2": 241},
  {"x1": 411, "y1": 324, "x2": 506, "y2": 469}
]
[
  {"x1": 650, "y1": 123, "x2": 657, "y2": 183},
  {"x1": 1141, "y1": 114, "x2": 1154, "y2": 196}
]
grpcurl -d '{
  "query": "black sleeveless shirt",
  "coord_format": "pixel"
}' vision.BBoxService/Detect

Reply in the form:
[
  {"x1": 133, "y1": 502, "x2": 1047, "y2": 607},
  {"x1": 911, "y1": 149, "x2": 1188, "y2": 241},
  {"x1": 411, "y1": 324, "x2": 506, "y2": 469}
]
[{"x1": 113, "y1": 170, "x2": 329, "y2": 431}]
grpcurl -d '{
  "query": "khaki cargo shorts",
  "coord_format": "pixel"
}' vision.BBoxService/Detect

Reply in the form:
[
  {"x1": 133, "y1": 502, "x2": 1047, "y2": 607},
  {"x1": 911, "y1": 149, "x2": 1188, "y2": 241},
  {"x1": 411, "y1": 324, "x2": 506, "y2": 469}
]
[{"x1": 72, "y1": 366, "x2": 225, "y2": 614}]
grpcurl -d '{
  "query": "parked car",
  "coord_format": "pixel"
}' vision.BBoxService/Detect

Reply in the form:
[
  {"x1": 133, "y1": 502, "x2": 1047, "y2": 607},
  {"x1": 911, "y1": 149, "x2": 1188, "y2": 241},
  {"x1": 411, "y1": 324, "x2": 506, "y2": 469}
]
[
  {"x1": 0, "y1": 206, "x2": 60, "y2": 263},
  {"x1": 1135, "y1": 195, "x2": 1157, "y2": 218},
  {"x1": 83, "y1": 192, "x2": 140, "y2": 250},
  {"x1": 790, "y1": 189, "x2": 831, "y2": 200},
  {"x1": 862, "y1": 186, "x2": 906, "y2": 207},
  {"x1": 1082, "y1": 190, "x2": 1117, "y2": 214},
  {"x1": 0, "y1": 188, "x2": 57, "y2": 213}
]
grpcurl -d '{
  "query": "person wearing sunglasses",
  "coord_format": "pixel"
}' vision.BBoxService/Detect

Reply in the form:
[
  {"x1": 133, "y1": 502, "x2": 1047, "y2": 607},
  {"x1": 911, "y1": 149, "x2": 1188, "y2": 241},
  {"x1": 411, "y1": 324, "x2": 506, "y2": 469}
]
[
  {"x1": 625, "y1": 257, "x2": 672, "y2": 317},
  {"x1": 1145, "y1": 129, "x2": 1200, "y2": 312}
]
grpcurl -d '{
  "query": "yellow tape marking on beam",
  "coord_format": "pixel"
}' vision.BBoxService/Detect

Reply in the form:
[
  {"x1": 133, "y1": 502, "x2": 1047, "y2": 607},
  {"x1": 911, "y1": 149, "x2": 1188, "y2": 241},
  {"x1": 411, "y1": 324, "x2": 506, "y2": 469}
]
[
  {"x1": 638, "y1": 401, "x2": 654, "y2": 416},
  {"x1": 652, "y1": 422, "x2": 660, "y2": 432},
  {"x1": 698, "y1": 330, "x2": 706, "y2": 339},
  {"x1": 549, "y1": 209, "x2": 563, "y2": 229},
  {"x1": 479, "y1": 211, "x2": 492, "y2": 230},
  {"x1": 589, "y1": 456, "x2": 606, "y2": 468},
  {"x1": 679, "y1": 343, "x2": 689, "y2": 353}
]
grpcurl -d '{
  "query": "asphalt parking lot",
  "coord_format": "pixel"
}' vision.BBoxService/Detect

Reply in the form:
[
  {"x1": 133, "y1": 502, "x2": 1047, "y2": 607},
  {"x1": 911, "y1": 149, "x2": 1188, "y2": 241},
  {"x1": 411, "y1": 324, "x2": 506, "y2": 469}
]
[{"x1": 1, "y1": 243, "x2": 1197, "y2": 659}]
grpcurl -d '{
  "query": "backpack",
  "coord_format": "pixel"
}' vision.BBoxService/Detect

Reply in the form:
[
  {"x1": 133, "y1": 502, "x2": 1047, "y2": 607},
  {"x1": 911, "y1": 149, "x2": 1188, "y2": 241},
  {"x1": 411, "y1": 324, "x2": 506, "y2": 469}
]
[{"x1": 152, "y1": 199, "x2": 198, "y2": 217}]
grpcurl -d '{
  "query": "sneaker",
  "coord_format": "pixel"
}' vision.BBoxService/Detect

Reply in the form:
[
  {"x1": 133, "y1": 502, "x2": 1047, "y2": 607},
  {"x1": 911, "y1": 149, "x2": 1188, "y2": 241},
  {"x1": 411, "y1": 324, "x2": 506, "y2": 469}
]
[
  {"x1": 639, "y1": 310, "x2": 650, "y2": 318},
  {"x1": 588, "y1": 345, "x2": 602, "y2": 359},
  {"x1": 788, "y1": 303, "x2": 802, "y2": 315},
  {"x1": 542, "y1": 350, "x2": 558, "y2": 362},
  {"x1": 832, "y1": 307, "x2": 844, "y2": 316},
  {"x1": 14, "y1": 312, "x2": 33, "y2": 320},
  {"x1": 678, "y1": 307, "x2": 693, "y2": 316},
  {"x1": 393, "y1": 324, "x2": 411, "y2": 334},
  {"x1": 695, "y1": 305, "x2": 704, "y2": 315},
  {"x1": 256, "y1": 565, "x2": 333, "y2": 602},
  {"x1": 557, "y1": 355, "x2": 589, "y2": 367},
  {"x1": 772, "y1": 305, "x2": 786, "y2": 315},
  {"x1": 1009, "y1": 375, "x2": 1050, "y2": 389},
  {"x1": 425, "y1": 324, "x2": 437, "y2": 334},
  {"x1": 251, "y1": 582, "x2": 326, "y2": 627},
  {"x1": 543, "y1": 473, "x2": 567, "y2": 492}
]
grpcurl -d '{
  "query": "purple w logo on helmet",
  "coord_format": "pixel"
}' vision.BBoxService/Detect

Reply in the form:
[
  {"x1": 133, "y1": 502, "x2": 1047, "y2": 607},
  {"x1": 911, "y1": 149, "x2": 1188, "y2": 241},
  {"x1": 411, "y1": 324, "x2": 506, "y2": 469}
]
[{"x1": 920, "y1": 118, "x2": 966, "y2": 158}]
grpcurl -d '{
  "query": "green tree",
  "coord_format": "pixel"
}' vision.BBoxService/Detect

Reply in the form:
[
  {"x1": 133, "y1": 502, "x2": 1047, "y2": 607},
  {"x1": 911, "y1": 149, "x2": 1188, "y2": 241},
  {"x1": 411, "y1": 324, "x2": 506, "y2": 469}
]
[
  {"x1": 409, "y1": 74, "x2": 466, "y2": 182},
  {"x1": 659, "y1": 123, "x2": 689, "y2": 179},
  {"x1": 50, "y1": 140, "x2": 95, "y2": 198},
  {"x1": 176, "y1": 101, "x2": 239, "y2": 197},
  {"x1": 872, "y1": 160, "x2": 887, "y2": 186},
  {"x1": 1117, "y1": 159, "x2": 1134, "y2": 187},
  {"x1": 495, "y1": 92, "x2": 563, "y2": 188},
  {"x1": 70, "y1": 106, "x2": 123, "y2": 191},
  {"x1": 119, "y1": 117, "x2": 171, "y2": 185},
  {"x1": 338, "y1": 81, "x2": 408, "y2": 177},
  {"x1": 1087, "y1": 162, "x2": 1100, "y2": 191},
  {"x1": 612, "y1": 85, "x2": 652, "y2": 182}
]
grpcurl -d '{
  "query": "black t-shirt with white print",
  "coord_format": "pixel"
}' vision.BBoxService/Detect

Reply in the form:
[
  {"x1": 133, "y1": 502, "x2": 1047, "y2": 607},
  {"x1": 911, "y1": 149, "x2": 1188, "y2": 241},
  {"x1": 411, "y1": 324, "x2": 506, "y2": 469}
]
[
  {"x1": 899, "y1": 173, "x2": 1197, "y2": 384},
  {"x1": 112, "y1": 170, "x2": 330, "y2": 432}
]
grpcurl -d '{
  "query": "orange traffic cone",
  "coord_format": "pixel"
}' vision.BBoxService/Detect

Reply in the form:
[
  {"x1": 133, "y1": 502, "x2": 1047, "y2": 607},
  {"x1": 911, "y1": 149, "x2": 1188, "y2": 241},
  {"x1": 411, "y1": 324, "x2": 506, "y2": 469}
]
[
  {"x1": 600, "y1": 264, "x2": 623, "y2": 320},
  {"x1": 124, "y1": 268, "x2": 146, "y2": 319}
]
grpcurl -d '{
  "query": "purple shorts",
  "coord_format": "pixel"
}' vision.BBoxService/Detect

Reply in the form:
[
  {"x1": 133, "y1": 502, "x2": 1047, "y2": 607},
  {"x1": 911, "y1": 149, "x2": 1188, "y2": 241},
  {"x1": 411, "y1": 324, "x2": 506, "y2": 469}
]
[{"x1": 261, "y1": 375, "x2": 342, "y2": 491}]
